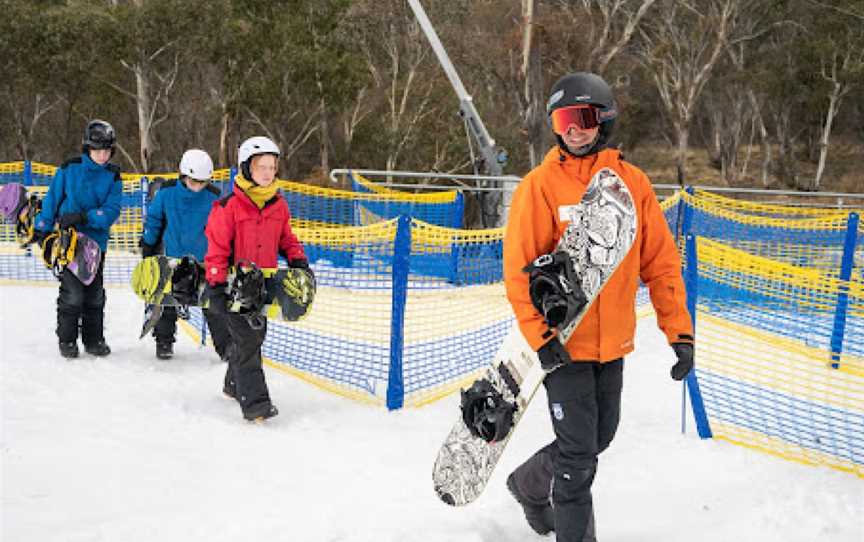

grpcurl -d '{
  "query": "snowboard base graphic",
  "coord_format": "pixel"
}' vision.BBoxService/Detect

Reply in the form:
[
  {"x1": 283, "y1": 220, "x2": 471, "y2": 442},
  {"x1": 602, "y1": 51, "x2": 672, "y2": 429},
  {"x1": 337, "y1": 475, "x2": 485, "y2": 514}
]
[{"x1": 432, "y1": 168, "x2": 637, "y2": 506}]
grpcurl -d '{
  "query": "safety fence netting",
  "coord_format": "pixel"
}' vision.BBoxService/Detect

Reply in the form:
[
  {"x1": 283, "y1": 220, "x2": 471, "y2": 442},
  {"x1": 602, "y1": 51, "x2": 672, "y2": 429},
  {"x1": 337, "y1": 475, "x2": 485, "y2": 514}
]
[
  {"x1": 678, "y1": 189, "x2": 863, "y2": 478},
  {"x1": 2, "y1": 159, "x2": 861, "y2": 479}
]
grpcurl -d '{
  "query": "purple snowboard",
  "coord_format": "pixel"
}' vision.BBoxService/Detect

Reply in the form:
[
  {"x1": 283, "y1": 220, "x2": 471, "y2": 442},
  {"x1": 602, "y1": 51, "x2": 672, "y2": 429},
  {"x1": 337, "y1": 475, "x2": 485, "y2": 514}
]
[
  {"x1": 0, "y1": 182, "x2": 28, "y2": 222},
  {"x1": 66, "y1": 231, "x2": 102, "y2": 286}
]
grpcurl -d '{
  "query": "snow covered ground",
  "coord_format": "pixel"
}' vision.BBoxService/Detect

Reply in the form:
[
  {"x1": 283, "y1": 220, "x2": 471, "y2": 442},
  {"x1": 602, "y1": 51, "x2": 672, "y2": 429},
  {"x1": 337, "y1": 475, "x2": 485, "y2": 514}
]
[{"x1": 1, "y1": 284, "x2": 862, "y2": 542}]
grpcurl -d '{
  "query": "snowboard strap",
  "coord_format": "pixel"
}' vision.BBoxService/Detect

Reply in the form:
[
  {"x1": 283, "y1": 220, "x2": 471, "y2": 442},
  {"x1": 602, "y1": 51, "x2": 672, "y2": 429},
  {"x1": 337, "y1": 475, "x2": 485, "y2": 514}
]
[
  {"x1": 41, "y1": 227, "x2": 77, "y2": 278},
  {"x1": 171, "y1": 256, "x2": 204, "y2": 306},
  {"x1": 460, "y1": 379, "x2": 517, "y2": 443},
  {"x1": 523, "y1": 250, "x2": 587, "y2": 329},
  {"x1": 228, "y1": 261, "x2": 268, "y2": 329}
]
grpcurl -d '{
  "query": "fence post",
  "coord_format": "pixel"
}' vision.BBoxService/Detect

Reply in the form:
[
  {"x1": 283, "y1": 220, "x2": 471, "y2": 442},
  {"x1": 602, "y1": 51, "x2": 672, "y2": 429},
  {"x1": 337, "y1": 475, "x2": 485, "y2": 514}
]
[
  {"x1": 23, "y1": 160, "x2": 32, "y2": 186},
  {"x1": 684, "y1": 233, "x2": 713, "y2": 438},
  {"x1": 387, "y1": 214, "x2": 411, "y2": 410},
  {"x1": 829, "y1": 212, "x2": 859, "y2": 369}
]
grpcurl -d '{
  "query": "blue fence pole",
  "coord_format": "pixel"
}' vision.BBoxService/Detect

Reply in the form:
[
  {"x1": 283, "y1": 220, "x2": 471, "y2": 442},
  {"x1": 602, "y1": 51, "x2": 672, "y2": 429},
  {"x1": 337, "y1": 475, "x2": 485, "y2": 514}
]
[
  {"x1": 679, "y1": 186, "x2": 694, "y2": 434},
  {"x1": 829, "y1": 212, "x2": 859, "y2": 369},
  {"x1": 23, "y1": 160, "x2": 32, "y2": 186},
  {"x1": 387, "y1": 215, "x2": 411, "y2": 410},
  {"x1": 684, "y1": 233, "x2": 713, "y2": 439}
]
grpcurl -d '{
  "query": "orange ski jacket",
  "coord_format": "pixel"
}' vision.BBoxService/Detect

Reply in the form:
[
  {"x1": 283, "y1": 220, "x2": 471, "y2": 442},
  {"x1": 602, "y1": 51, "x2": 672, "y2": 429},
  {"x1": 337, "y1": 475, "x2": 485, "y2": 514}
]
[{"x1": 503, "y1": 147, "x2": 693, "y2": 363}]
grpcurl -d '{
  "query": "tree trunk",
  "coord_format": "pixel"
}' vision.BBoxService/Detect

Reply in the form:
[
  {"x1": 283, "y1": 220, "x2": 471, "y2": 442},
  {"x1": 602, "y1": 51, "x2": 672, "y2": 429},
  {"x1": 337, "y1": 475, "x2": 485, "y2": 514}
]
[
  {"x1": 675, "y1": 124, "x2": 689, "y2": 186},
  {"x1": 134, "y1": 62, "x2": 153, "y2": 173},
  {"x1": 319, "y1": 96, "x2": 329, "y2": 175},
  {"x1": 813, "y1": 83, "x2": 841, "y2": 191},
  {"x1": 218, "y1": 102, "x2": 230, "y2": 168}
]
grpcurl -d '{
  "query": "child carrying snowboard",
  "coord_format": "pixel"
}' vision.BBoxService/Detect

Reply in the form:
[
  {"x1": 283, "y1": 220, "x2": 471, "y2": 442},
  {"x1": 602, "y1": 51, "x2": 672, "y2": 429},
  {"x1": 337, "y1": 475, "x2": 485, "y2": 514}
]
[
  {"x1": 502, "y1": 72, "x2": 695, "y2": 541},
  {"x1": 32, "y1": 119, "x2": 123, "y2": 359},
  {"x1": 203, "y1": 136, "x2": 309, "y2": 421},
  {"x1": 140, "y1": 149, "x2": 230, "y2": 360}
]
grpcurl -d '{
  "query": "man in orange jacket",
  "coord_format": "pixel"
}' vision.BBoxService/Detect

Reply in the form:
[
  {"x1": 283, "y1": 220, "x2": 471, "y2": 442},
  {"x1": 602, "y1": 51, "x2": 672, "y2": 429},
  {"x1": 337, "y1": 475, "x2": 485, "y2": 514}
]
[{"x1": 503, "y1": 72, "x2": 695, "y2": 541}]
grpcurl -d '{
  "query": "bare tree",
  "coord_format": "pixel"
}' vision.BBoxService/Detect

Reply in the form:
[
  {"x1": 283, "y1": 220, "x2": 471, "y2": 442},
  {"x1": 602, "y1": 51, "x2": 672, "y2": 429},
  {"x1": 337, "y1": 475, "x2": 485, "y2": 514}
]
[
  {"x1": 637, "y1": 0, "x2": 738, "y2": 185},
  {"x1": 812, "y1": 31, "x2": 864, "y2": 190}
]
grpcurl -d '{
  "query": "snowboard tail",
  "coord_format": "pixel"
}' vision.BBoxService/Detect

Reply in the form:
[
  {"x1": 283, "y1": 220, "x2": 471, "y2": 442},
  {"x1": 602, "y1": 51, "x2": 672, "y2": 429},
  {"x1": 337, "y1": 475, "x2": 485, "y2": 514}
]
[{"x1": 432, "y1": 167, "x2": 637, "y2": 506}]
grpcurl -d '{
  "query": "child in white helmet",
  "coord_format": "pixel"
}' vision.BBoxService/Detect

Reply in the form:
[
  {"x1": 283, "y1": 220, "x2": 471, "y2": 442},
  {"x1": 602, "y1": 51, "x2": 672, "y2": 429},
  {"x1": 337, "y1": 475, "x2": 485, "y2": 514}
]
[
  {"x1": 140, "y1": 149, "x2": 230, "y2": 360},
  {"x1": 203, "y1": 136, "x2": 309, "y2": 421}
]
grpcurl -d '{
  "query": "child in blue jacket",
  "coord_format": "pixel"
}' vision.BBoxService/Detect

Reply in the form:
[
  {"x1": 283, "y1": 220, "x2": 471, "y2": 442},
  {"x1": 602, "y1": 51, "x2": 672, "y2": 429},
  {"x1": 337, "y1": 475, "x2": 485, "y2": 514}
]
[
  {"x1": 33, "y1": 119, "x2": 123, "y2": 359},
  {"x1": 140, "y1": 149, "x2": 230, "y2": 360}
]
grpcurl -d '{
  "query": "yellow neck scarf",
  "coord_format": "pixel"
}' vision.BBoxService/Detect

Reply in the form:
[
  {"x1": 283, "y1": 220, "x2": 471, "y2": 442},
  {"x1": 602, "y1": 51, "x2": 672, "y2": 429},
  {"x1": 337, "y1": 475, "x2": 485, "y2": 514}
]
[{"x1": 235, "y1": 176, "x2": 279, "y2": 209}]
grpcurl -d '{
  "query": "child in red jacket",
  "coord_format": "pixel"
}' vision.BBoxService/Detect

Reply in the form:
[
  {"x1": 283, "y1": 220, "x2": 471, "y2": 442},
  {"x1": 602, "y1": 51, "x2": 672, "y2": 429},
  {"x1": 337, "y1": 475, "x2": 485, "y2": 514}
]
[{"x1": 204, "y1": 136, "x2": 308, "y2": 421}]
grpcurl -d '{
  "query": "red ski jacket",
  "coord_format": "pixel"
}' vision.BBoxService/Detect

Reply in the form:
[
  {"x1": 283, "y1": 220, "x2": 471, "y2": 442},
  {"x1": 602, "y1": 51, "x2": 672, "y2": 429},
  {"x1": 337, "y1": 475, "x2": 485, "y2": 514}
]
[{"x1": 204, "y1": 184, "x2": 306, "y2": 286}]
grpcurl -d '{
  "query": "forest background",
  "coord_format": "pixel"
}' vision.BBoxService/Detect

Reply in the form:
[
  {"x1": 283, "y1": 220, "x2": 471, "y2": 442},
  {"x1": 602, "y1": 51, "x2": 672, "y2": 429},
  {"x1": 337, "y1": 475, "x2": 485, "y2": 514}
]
[{"x1": 1, "y1": 0, "x2": 862, "y2": 200}]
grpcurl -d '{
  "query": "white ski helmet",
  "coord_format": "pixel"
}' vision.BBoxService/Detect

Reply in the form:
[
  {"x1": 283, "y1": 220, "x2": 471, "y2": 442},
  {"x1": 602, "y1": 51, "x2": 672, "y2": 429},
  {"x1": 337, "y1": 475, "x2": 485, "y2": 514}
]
[
  {"x1": 238, "y1": 136, "x2": 280, "y2": 180},
  {"x1": 179, "y1": 149, "x2": 214, "y2": 181}
]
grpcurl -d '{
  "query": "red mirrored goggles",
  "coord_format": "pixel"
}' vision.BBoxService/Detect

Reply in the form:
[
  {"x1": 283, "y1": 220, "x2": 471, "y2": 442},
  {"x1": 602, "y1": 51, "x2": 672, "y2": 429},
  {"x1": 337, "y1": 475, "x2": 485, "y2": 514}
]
[{"x1": 550, "y1": 105, "x2": 600, "y2": 134}]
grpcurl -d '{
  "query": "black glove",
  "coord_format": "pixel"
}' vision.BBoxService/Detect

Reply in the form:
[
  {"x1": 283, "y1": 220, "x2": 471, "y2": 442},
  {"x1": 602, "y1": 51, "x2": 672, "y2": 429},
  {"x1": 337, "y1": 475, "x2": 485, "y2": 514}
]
[
  {"x1": 670, "y1": 342, "x2": 694, "y2": 381},
  {"x1": 206, "y1": 283, "x2": 229, "y2": 314},
  {"x1": 139, "y1": 239, "x2": 158, "y2": 258},
  {"x1": 287, "y1": 258, "x2": 309, "y2": 269},
  {"x1": 537, "y1": 339, "x2": 571, "y2": 373},
  {"x1": 58, "y1": 212, "x2": 87, "y2": 229}
]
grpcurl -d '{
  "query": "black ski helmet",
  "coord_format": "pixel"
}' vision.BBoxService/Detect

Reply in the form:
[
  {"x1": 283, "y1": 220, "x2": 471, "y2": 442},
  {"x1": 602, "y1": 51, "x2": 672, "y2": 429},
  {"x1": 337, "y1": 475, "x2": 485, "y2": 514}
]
[
  {"x1": 82, "y1": 119, "x2": 116, "y2": 152},
  {"x1": 546, "y1": 72, "x2": 617, "y2": 156}
]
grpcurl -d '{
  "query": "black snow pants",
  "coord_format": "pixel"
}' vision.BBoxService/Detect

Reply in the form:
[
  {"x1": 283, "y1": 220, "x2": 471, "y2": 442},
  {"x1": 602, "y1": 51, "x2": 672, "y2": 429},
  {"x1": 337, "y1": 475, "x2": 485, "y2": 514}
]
[
  {"x1": 56, "y1": 254, "x2": 106, "y2": 346},
  {"x1": 223, "y1": 312, "x2": 271, "y2": 414},
  {"x1": 509, "y1": 358, "x2": 624, "y2": 542},
  {"x1": 153, "y1": 306, "x2": 230, "y2": 358}
]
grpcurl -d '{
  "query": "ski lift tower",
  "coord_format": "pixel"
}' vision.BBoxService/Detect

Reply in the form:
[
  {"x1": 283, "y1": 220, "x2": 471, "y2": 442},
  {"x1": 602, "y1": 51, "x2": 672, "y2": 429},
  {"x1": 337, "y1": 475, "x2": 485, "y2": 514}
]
[{"x1": 407, "y1": 0, "x2": 510, "y2": 227}]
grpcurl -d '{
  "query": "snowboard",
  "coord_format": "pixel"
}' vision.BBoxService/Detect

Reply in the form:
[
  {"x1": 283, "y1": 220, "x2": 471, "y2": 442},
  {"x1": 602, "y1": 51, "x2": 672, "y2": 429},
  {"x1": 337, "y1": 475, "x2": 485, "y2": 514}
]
[
  {"x1": 0, "y1": 182, "x2": 42, "y2": 245},
  {"x1": 131, "y1": 255, "x2": 316, "y2": 338},
  {"x1": 432, "y1": 167, "x2": 637, "y2": 506},
  {"x1": 0, "y1": 182, "x2": 102, "y2": 285}
]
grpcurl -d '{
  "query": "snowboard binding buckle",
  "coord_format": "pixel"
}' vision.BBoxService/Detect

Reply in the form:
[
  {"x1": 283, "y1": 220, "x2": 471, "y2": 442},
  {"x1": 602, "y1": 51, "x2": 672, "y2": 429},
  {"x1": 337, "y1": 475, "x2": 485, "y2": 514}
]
[{"x1": 461, "y1": 379, "x2": 517, "y2": 443}]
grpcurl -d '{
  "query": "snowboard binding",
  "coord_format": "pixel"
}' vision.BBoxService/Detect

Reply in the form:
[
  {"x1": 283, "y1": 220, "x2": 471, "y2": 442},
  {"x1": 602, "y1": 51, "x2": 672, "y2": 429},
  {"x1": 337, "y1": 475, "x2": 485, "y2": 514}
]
[
  {"x1": 171, "y1": 256, "x2": 204, "y2": 307},
  {"x1": 229, "y1": 262, "x2": 267, "y2": 329},
  {"x1": 460, "y1": 379, "x2": 517, "y2": 443},
  {"x1": 278, "y1": 267, "x2": 316, "y2": 321},
  {"x1": 523, "y1": 250, "x2": 587, "y2": 329},
  {"x1": 0, "y1": 183, "x2": 42, "y2": 246},
  {"x1": 41, "y1": 226, "x2": 78, "y2": 278}
]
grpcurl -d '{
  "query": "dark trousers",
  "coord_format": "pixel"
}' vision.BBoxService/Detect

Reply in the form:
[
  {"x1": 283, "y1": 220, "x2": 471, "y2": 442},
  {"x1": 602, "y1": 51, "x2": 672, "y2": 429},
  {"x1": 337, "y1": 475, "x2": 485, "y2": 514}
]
[
  {"x1": 56, "y1": 256, "x2": 106, "y2": 345},
  {"x1": 509, "y1": 359, "x2": 624, "y2": 542},
  {"x1": 223, "y1": 313, "x2": 271, "y2": 413},
  {"x1": 153, "y1": 307, "x2": 231, "y2": 359}
]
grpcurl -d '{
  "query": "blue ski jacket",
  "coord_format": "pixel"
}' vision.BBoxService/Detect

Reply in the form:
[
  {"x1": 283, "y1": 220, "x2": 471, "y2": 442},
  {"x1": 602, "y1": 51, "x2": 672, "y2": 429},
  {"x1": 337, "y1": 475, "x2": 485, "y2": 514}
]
[
  {"x1": 142, "y1": 179, "x2": 221, "y2": 261},
  {"x1": 34, "y1": 154, "x2": 123, "y2": 252}
]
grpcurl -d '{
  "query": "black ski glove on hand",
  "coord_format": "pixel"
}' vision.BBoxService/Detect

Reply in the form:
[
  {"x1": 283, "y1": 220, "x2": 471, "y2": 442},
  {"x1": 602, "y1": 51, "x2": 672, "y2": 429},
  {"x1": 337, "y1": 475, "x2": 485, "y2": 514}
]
[
  {"x1": 670, "y1": 342, "x2": 694, "y2": 380},
  {"x1": 537, "y1": 339, "x2": 571, "y2": 373},
  {"x1": 139, "y1": 240, "x2": 158, "y2": 258},
  {"x1": 206, "y1": 283, "x2": 229, "y2": 314},
  {"x1": 58, "y1": 212, "x2": 87, "y2": 229}
]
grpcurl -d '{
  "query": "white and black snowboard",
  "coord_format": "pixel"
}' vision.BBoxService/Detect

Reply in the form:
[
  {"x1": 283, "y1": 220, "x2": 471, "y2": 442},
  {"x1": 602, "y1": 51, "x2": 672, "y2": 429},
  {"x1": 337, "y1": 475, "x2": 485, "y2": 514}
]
[{"x1": 432, "y1": 168, "x2": 637, "y2": 506}]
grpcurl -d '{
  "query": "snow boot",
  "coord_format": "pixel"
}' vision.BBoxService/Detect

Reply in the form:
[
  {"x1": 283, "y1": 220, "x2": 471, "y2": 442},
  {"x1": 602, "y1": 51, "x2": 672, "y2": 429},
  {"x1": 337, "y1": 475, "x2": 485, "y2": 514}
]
[
  {"x1": 156, "y1": 341, "x2": 173, "y2": 360},
  {"x1": 84, "y1": 340, "x2": 111, "y2": 357},
  {"x1": 243, "y1": 401, "x2": 278, "y2": 422},
  {"x1": 507, "y1": 472, "x2": 555, "y2": 535},
  {"x1": 59, "y1": 341, "x2": 79, "y2": 359}
]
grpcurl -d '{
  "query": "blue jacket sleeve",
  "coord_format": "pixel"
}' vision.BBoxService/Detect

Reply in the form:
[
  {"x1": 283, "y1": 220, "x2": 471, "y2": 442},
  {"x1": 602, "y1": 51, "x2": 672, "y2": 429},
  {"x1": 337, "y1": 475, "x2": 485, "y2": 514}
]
[
  {"x1": 142, "y1": 189, "x2": 166, "y2": 246},
  {"x1": 34, "y1": 168, "x2": 67, "y2": 233},
  {"x1": 85, "y1": 175, "x2": 123, "y2": 231}
]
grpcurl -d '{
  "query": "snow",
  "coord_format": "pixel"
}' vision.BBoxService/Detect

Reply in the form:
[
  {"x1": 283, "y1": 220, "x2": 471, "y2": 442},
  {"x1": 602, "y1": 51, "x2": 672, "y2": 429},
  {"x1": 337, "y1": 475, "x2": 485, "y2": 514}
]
[{"x1": 2, "y1": 284, "x2": 862, "y2": 542}]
